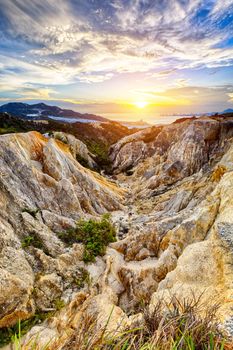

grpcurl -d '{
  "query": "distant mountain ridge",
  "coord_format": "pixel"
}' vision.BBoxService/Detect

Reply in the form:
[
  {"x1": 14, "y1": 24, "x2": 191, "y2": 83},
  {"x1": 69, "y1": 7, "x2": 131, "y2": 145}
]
[
  {"x1": 0, "y1": 102, "x2": 108, "y2": 122},
  {"x1": 223, "y1": 108, "x2": 233, "y2": 114}
]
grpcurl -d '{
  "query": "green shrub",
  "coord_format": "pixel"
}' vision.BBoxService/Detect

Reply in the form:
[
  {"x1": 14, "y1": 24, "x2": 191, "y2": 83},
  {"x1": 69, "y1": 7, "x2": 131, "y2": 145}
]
[
  {"x1": 21, "y1": 234, "x2": 43, "y2": 249},
  {"x1": 86, "y1": 141, "x2": 108, "y2": 160},
  {"x1": 0, "y1": 126, "x2": 19, "y2": 134},
  {"x1": 57, "y1": 214, "x2": 116, "y2": 263}
]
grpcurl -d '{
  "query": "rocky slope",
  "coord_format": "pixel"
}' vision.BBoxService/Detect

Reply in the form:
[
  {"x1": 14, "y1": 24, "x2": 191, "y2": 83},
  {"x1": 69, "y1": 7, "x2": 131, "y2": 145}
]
[
  {"x1": 0, "y1": 112, "x2": 136, "y2": 170},
  {"x1": 0, "y1": 131, "x2": 124, "y2": 331},
  {"x1": 1, "y1": 115, "x2": 233, "y2": 348}
]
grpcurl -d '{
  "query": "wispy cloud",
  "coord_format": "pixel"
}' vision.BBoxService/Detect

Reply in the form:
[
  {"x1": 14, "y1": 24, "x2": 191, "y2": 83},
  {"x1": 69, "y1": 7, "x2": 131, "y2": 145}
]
[
  {"x1": 175, "y1": 79, "x2": 189, "y2": 87},
  {"x1": 133, "y1": 84, "x2": 233, "y2": 107},
  {"x1": 18, "y1": 87, "x2": 57, "y2": 100}
]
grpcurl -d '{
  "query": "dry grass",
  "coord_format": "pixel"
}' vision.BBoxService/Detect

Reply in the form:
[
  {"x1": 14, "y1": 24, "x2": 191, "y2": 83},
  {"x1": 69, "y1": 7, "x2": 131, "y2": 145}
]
[{"x1": 59, "y1": 295, "x2": 231, "y2": 350}]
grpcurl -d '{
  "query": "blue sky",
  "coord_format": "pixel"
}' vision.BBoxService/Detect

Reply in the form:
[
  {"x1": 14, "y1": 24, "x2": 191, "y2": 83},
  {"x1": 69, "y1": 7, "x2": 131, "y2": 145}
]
[{"x1": 0, "y1": 0, "x2": 233, "y2": 121}]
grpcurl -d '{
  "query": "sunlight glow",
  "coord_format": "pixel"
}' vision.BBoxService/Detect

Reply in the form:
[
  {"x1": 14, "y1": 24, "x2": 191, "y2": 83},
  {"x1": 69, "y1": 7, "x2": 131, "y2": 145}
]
[{"x1": 133, "y1": 101, "x2": 149, "y2": 109}]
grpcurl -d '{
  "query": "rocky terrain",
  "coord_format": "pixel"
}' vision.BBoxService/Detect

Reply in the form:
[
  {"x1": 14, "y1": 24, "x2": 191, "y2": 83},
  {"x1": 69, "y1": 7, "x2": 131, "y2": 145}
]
[{"x1": 1, "y1": 114, "x2": 233, "y2": 348}]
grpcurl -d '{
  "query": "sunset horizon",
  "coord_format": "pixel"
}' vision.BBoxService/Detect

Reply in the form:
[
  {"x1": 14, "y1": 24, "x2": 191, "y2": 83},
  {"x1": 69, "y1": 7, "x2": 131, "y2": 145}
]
[
  {"x1": 2, "y1": 2, "x2": 233, "y2": 347},
  {"x1": 0, "y1": 0, "x2": 233, "y2": 122}
]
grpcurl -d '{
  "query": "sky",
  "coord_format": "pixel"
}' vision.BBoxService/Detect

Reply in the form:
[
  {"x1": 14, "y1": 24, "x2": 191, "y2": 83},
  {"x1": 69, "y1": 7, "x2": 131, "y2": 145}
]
[{"x1": 0, "y1": 0, "x2": 233, "y2": 122}]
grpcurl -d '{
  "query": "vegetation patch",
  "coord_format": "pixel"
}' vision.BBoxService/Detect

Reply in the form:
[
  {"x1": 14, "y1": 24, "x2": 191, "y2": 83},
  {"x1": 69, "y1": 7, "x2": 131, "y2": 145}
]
[
  {"x1": 0, "y1": 308, "x2": 58, "y2": 348},
  {"x1": 57, "y1": 214, "x2": 116, "y2": 263},
  {"x1": 0, "y1": 126, "x2": 19, "y2": 134},
  {"x1": 85, "y1": 140, "x2": 111, "y2": 170},
  {"x1": 21, "y1": 234, "x2": 44, "y2": 250},
  {"x1": 53, "y1": 298, "x2": 65, "y2": 311},
  {"x1": 74, "y1": 268, "x2": 91, "y2": 289},
  {"x1": 76, "y1": 154, "x2": 91, "y2": 169},
  {"x1": 62, "y1": 296, "x2": 229, "y2": 350},
  {"x1": 0, "y1": 114, "x2": 30, "y2": 135}
]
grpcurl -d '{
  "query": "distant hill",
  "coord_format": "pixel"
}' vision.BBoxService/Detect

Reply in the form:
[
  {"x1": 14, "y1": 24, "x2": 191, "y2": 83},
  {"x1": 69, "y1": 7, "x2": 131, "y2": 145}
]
[
  {"x1": 222, "y1": 109, "x2": 233, "y2": 114},
  {"x1": 0, "y1": 102, "x2": 108, "y2": 122}
]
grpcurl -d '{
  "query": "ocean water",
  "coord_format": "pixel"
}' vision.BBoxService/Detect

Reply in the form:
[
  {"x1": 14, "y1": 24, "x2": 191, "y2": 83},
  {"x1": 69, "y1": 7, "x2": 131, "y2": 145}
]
[
  {"x1": 122, "y1": 116, "x2": 196, "y2": 128},
  {"x1": 46, "y1": 114, "x2": 197, "y2": 128},
  {"x1": 101, "y1": 112, "x2": 198, "y2": 126},
  {"x1": 150, "y1": 115, "x2": 196, "y2": 125},
  {"x1": 47, "y1": 116, "x2": 100, "y2": 123}
]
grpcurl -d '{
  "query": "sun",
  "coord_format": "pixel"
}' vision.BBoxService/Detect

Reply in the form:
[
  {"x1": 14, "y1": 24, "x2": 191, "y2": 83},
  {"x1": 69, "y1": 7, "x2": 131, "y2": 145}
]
[{"x1": 133, "y1": 101, "x2": 149, "y2": 109}]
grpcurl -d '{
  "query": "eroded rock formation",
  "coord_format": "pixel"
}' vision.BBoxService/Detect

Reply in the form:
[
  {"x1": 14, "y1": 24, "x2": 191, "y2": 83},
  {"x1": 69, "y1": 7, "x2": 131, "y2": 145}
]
[
  {"x1": 0, "y1": 131, "x2": 124, "y2": 330},
  {"x1": 1, "y1": 115, "x2": 233, "y2": 348}
]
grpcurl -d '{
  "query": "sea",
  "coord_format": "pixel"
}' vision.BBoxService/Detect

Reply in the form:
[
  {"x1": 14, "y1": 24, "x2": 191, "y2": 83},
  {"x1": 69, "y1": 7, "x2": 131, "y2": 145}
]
[
  {"x1": 46, "y1": 114, "x2": 198, "y2": 128},
  {"x1": 26, "y1": 113, "x2": 204, "y2": 129}
]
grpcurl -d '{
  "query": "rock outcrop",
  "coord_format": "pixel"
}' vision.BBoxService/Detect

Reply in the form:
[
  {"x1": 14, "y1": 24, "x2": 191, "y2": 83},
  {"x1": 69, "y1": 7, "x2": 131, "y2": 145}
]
[
  {"x1": 52, "y1": 131, "x2": 97, "y2": 169},
  {"x1": 110, "y1": 116, "x2": 233, "y2": 197}
]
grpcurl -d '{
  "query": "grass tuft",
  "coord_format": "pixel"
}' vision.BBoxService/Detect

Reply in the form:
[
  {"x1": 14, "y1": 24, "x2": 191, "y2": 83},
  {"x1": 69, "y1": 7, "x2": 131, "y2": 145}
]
[{"x1": 0, "y1": 300, "x2": 66, "y2": 348}]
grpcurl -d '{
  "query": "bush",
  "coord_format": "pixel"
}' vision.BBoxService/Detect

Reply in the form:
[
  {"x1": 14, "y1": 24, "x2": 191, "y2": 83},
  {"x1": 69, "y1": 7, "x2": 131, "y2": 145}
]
[
  {"x1": 57, "y1": 214, "x2": 116, "y2": 263},
  {"x1": 21, "y1": 235, "x2": 43, "y2": 250}
]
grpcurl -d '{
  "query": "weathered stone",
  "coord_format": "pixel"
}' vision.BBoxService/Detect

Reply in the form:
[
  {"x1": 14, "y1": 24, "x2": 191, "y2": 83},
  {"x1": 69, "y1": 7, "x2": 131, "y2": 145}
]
[
  {"x1": 0, "y1": 131, "x2": 124, "y2": 328},
  {"x1": 53, "y1": 132, "x2": 97, "y2": 169},
  {"x1": 1, "y1": 116, "x2": 233, "y2": 346}
]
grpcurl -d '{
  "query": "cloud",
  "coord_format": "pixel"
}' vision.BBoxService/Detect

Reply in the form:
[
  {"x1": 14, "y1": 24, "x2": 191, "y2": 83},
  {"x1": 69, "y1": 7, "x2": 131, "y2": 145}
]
[
  {"x1": 228, "y1": 93, "x2": 233, "y2": 103},
  {"x1": 150, "y1": 69, "x2": 177, "y2": 79},
  {"x1": 0, "y1": 0, "x2": 233, "y2": 102},
  {"x1": 175, "y1": 79, "x2": 189, "y2": 87},
  {"x1": 133, "y1": 84, "x2": 233, "y2": 108},
  {"x1": 18, "y1": 87, "x2": 57, "y2": 100}
]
